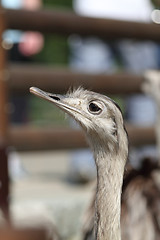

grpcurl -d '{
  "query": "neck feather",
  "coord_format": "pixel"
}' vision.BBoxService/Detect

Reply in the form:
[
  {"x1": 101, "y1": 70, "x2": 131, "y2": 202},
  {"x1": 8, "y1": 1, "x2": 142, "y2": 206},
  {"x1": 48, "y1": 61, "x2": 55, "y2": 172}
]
[
  {"x1": 95, "y1": 151, "x2": 125, "y2": 240},
  {"x1": 88, "y1": 131, "x2": 128, "y2": 240}
]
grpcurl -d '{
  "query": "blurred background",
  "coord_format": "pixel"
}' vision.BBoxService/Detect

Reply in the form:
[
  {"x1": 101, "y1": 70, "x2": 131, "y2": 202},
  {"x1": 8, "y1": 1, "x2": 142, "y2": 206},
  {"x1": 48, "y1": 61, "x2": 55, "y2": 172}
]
[{"x1": 0, "y1": 0, "x2": 160, "y2": 239}]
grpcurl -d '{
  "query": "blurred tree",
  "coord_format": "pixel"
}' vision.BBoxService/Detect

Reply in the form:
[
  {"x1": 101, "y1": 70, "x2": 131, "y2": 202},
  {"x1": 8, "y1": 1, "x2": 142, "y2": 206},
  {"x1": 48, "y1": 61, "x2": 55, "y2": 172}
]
[
  {"x1": 43, "y1": 0, "x2": 72, "y2": 9},
  {"x1": 34, "y1": 34, "x2": 69, "y2": 65},
  {"x1": 151, "y1": 0, "x2": 160, "y2": 7},
  {"x1": 34, "y1": 0, "x2": 73, "y2": 64}
]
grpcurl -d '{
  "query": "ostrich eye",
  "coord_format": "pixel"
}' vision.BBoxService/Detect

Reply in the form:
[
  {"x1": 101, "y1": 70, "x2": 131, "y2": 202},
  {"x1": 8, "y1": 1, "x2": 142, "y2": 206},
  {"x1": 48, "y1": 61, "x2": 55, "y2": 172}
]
[{"x1": 88, "y1": 102, "x2": 102, "y2": 114}]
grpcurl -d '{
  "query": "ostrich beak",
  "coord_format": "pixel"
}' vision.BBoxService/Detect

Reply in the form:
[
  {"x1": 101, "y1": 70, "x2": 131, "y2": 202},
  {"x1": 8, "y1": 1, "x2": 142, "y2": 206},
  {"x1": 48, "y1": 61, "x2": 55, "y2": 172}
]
[
  {"x1": 29, "y1": 87, "x2": 82, "y2": 116},
  {"x1": 30, "y1": 87, "x2": 63, "y2": 105}
]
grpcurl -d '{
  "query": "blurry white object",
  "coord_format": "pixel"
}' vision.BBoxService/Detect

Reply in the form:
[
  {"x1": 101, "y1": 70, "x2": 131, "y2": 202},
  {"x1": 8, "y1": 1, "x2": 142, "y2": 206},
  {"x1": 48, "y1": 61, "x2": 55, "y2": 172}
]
[
  {"x1": 8, "y1": 149, "x2": 27, "y2": 180},
  {"x1": 74, "y1": 0, "x2": 153, "y2": 22},
  {"x1": 1, "y1": 0, "x2": 22, "y2": 8},
  {"x1": 151, "y1": 9, "x2": 160, "y2": 24},
  {"x1": 69, "y1": 37, "x2": 116, "y2": 73}
]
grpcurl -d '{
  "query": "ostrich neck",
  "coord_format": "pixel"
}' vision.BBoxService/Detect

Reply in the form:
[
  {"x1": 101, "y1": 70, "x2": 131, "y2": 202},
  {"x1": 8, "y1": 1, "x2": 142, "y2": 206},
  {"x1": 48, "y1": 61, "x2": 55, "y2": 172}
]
[{"x1": 93, "y1": 144, "x2": 126, "y2": 240}]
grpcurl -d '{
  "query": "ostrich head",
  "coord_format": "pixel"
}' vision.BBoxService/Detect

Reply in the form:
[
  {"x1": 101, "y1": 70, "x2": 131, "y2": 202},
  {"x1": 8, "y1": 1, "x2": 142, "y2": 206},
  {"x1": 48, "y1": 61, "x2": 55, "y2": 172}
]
[{"x1": 30, "y1": 87, "x2": 128, "y2": 157}]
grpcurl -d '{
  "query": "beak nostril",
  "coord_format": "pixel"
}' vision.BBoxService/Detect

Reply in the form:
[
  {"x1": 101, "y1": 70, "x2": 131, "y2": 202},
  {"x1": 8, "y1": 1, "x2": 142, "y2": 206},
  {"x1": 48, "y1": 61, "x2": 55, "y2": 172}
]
[{"x1": 50, "y1": 96, "x2": 60, "y2": 101}]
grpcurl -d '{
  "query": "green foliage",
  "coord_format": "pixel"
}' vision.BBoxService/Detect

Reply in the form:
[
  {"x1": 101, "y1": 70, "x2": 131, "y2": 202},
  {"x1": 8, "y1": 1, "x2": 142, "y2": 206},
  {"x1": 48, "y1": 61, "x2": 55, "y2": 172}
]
[
  {"x1": 34, "y1": 34, "x2": 69, "y2": 65},
  {"x1": 151, "y1": 0, "x2": 160, "y2": 7},
  {"x1": 42, "y1": 0, "x2": 72, "y2": 9},
  {"x1": 110, "y1": 96, "x2": 125, "y2": 114},
  {"x1": 29, "y1": 96, "x2": 68, "y2": 126}
]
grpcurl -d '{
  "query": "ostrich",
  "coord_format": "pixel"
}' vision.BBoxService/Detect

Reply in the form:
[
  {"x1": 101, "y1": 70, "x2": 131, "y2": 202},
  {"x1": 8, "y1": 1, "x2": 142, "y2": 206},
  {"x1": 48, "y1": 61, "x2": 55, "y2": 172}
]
[
  {"x1": 30, "y1": 86, "x2": 128, "y2": 240},
  {"x1": 80, "y1": 71, "x2": 160, "y2": 240},
  {"x1": 30, "y1": 87, "x2": 160, "y2": 240},
  {"x1": 81, "y1": 71, "x2": 160, "y2": 240}
]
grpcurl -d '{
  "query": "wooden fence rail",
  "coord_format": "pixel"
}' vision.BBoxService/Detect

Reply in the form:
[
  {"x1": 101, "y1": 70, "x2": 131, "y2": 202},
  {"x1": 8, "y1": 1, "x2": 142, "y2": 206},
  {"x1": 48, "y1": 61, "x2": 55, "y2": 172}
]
[
  {"x1": 8, "y1": 125, "x2": 155, "y2": 151},
  {"x1": 8, "y1": 64, "x2": 143, "y2": 94},
  {"x1": 3, "y1": 8, "x2": 160, "y2": 41}
]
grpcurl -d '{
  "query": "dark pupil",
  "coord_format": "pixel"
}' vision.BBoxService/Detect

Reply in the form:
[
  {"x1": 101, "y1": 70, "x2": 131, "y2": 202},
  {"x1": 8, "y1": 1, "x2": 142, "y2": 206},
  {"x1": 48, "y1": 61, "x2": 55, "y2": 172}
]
[{"x1": 89, "y1": 103, "x2": 101, "y2": 112}]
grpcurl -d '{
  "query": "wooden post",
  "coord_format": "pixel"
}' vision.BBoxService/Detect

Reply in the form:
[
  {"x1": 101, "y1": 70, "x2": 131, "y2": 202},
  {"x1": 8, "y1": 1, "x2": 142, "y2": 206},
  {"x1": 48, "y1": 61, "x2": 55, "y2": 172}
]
[{"x1": 0, "y1": 3, "x2": 10, "y2": 220}]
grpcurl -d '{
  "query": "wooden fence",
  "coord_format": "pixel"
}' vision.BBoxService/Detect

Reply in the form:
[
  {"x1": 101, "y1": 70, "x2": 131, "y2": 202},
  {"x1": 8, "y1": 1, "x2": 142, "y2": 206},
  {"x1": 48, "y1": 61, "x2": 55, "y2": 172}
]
[{"x1": 0, "y1": 5, "x2": 159, "y2": 227}]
